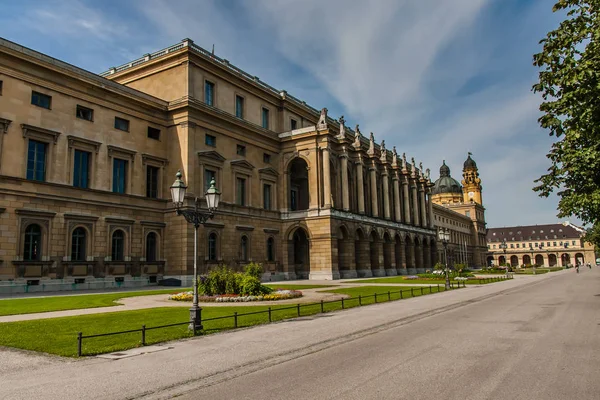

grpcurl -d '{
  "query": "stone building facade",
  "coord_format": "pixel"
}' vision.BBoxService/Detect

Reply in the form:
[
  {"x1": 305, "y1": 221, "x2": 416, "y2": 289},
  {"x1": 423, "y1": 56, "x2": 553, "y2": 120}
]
[
  {"x1": 487, "y1": 222, "x2": 595, "y2": 267},
  {"x1": 0, "y1": 38, "x2": 484, "y2": 288}
]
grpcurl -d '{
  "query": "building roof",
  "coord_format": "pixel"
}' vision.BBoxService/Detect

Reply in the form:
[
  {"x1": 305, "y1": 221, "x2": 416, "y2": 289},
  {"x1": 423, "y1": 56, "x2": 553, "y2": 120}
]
[
  {"x1": 463, "y1": 153, "x2": 477, "y2": 169},
  {"x1": 487, "y1": 223, "x2": 583, "y2": 243},
  {"x1": 431, "y1": 161, "x2": 462, "y2": 195}
]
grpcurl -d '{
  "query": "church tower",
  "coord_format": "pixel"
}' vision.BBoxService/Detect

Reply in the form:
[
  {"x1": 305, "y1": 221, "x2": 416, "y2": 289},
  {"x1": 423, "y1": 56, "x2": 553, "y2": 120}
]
[{"x1": 462, "y1": 152, "x2": 482, "y2": 205}]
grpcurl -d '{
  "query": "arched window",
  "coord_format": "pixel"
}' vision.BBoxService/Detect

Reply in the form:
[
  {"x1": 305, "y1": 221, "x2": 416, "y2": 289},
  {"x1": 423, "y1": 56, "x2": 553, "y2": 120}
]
[
  {"x1": 208, "y1": 232, "x2": 217, "y2": 261},
  {"x1": 111, "y1": 230, "x2": 125, "y2": 261},
  {"x1": 146, "y1": 232, "x2": 157, "y2": 262},
  {"x1": 267, "y1": 237, "x2": 274, "y2": 262},
  {"x1": 71, "y1": 227, "x2": 87, "y2": 261},
  {"x1": 23, "y1": 224, "x2": 42, "y2": 261},
  {"x1": 241, "y1": 236, "x2": 248, "y2": 261}
]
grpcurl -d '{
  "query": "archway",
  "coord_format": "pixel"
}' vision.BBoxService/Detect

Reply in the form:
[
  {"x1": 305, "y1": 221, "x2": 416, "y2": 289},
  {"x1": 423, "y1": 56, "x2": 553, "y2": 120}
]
[
  {"x1": 523, "y1": 255, "x2": 532, "y2": 266},
  {"x1": 548, "y1": 254, "x2": 557, "y2": 267},
  {"x1": 355, "y1": 229, "x2": 371, "y2": 277},
  {"x1": 510, "y1": 255, "x2": 519, "y2": 268},
  {"x1": 291, "y1": 228, "x2": 310, "y2": 279},
  {"x1": 535, "y1": 254, "x2": 544, "y2": 266},
  {"x1": 288, "y1": 158, "x2": 309, "y2": 211},
  {"x1": 383, "y1": 232, "x2": 396, "y2": 275},
  {"x1": 369, "y1": 230, "x2": 385, "y2": 276},
  {"x1": 395, "y1": 234, "x2": 405, "y2": 274},
  {"x1": 337, "y1": 226, "x2": 356, "y2": 278},
  {"x1": 486, "y1": 256, "x2": 494, "y2": 267},
  {"x1": 575, "y1": 253, "x2": 584, "y2": 265},
  {"x1": 405, "y1": 236, "x2": 415, "y2": 272},
  {"x1": 561, "y1": 253, "x2": 570, "y2": 266},
  {"x1": 498, "y1": 255, "x2": 506, "y2": 266},
  {"x1": 414, "y1": 237, "x2": 424, "y2": 272}
]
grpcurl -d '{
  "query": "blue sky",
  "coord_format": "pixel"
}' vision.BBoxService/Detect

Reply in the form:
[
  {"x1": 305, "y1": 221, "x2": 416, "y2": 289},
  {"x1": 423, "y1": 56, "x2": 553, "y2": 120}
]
[{"x1": 0, "y1": 0, "x2": 569, "y2": 228}]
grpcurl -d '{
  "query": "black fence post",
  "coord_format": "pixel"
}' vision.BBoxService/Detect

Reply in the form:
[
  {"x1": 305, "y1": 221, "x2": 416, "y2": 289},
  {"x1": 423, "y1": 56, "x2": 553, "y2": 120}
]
[
  {"x1": 429, "y1": 285, "x2": 432, "y2": 294},
  {"x1": 77, "y1": 332, "x2": 82, "y2": 357},
  {"x1": 420, "y1": 287, "x2": 424, "y2": 296},
  {"x1": 341, "y1": 298, "x2": 345, "y2": 309},
  {"x1": 374, "y1": 293, "x2": 378, "y2": 303},
  {"x1": 297, "y1": 304, "x2": 301, "y2": 317},
  {"x1": 268, "y1": 307, "x2": 272, "y2": 322},
  {"x1": 437, "y1": 284, "x2": 440, "y2": 292},
  {"x1": 411, "y1": 287, "x2": 414, "y2": 297},
  {"x1": 388, "y1": 291, "x2": 391, "y2": 301},
  {"x1": 320, "y1": 300, "x2": 324, "y2": 313},
  {"x1": 400, "y1": 290, "x2": 403, "y2": 299},
  {"x1": 234, "y1": 312, "x2": 238, "y2": 328},
  {"x1": 359, "y1": 295, "x2": 362, "y2": 306},
  {"x1": 141, "y1": 325, "x2": 146, "y2": 346}
]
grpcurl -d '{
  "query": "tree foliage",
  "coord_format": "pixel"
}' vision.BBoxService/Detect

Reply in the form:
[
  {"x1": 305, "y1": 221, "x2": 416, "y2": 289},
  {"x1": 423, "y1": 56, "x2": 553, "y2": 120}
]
[{"x1": 532, "y1": 0, "x2": 600, "y2": 246}]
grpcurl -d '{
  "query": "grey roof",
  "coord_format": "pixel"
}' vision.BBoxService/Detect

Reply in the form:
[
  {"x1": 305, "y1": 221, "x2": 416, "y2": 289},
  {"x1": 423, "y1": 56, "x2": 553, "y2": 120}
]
[
  {"x1": 487, "y1": 224, "x2": 582, "y2": 242},
  {"x1": 431, "y1": 161, "x2": 462, "y2": 195}
]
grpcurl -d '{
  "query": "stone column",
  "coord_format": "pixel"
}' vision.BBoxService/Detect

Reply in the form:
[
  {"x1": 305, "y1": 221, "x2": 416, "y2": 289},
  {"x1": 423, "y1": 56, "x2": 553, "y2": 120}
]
[
  {"x1": 322, "y1": 146, "x2": 331, "y2": 208},
  {"x1": 384, "y1": 240, "x2": 397, "y2": 276},
  {"x1": 393, "y1": 174, "x2": 401, "y2": 223},
  {"x1": 338, "y1": 239, "x2": 357, "y2": 278},
  {"x1": 340, "y1": 155, "x2": 350, "y2": 211},
  {"x1": 412, "y1": 181, "x2": 420, "y2": 226},
  {"x1": 416, "y1": 242, "x2": 425, "y2": 273},
  {"x1": 427, "y1": 190, "x2": 434, "y2": 229},
  {"x1": 371, "y1": 239, "x2": 386, "y2": 277},
  {"x1": 396, "y1": 238, "x2": 407, "y2": 275},
  {"x1": 406, "y1": 241, "x2": 416, "y2": 274},
  {"x1": 355, "y1": 237, "x2": 372, "y2": 277},
  {"x1": 419, "y1": 186, "x2": 427, "y2": 228},
  {"x1": 369, "y1": 165, "x2": 379, "y2": 217},
  {"x1": 402, "y1": 177, "x2": 411, "y2": 224},
  {"x1": 382, "y1": 171, "x2": 391, "y2": 220},
  {"x1": 356, "y1": 161, "x2": 365, "y2": 214}
]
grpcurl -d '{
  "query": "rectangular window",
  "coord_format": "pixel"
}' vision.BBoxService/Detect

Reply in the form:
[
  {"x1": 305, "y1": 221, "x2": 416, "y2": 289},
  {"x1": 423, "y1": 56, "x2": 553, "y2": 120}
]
[
  {"x1": 235, "y1": 95, "x2": 244, "y2": 119},
  {"x1": 26, "y1": 140, "x2": 47, "y2": 181},
  {"x1": 112, "y1": 159, "x2": 128, "y2": 193},
  {"x1": 263, "y1": 184, "x2": 271, "y2": 210},
  {"x1": 465, "y1": 211, "x2": 470, "y2": 218},
  {"x1": 510, "y1": 244, "x2": 514, "y2": 248},
  {"x1": 73, "y1": 150, "x2": 90, "y2": 188},
  {"x1": 290, "y1": 118, "x2": 297, "y2": 130},
  {"x1": 146, "y1": 165, "x2": 159, "y2": 198},
  {"x1": 0, "y1": 80, "x2": 3, "y2": 96},
  {"x1": 262, "y1": 108, "x2": 269, "y2": 129},
  {"x1": 76, "y1": 105, "x2": 93, "y2": 121},
  {"x1": 236, "y1": 144, "x2": 246, "y2": 156},
  {"x1": 572, "y1": 240, "x2": 576, "y2": 245},
  {"x1": 263, "y1": 153, "x2": 271, "y2": 164},
  {"x1": 114, "y1": 117, "x2": 129, "y2": 132},
  {"x1": 553, "y1": 242, "x2": 557, "y2": 246},
  {"x1": 516, "y1": 244, "x2": 520, "y2": 248},
  {"x1": 547, "y1": 242, "x2": 551, "y2": 247},
  {"x1": 236, "y1": 177, "x2": 246, "y2": 206},
  {"x1": 147, "y1": 127, "x2": 160, "y2": 140},
  {"x1": 204, "y1": 169, "x2": 216, "y2": 192},
  {"x1": 205, "y1": 81, "x2": 214, "y2": 106},
  {"x1": 535, "y1": 242, "x2": 538, "y2": 247},
  {"x1": 205, "y1": 134, "x2": 216, "y2": 147},
  {"x1": 31, "y1": 91, "x2": 51, "y2": 109}
]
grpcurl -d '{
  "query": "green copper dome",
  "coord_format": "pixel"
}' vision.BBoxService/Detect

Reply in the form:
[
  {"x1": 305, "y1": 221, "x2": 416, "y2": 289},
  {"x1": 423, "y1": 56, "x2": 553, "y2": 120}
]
[{"x1": 432, "y1": 161, "x2": 462, "y2": 195}]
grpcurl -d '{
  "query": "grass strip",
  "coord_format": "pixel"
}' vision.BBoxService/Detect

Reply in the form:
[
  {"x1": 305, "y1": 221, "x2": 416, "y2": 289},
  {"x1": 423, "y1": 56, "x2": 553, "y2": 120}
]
[
  {"x1": 0, "y1": 285, "x2": 448, "y2": 357},
  {"x1": 264, "y1": 284, "x2": 335, "y2": 290},
  {"x1": 346, "y1": 277, "x2": 506, "y2": 285},
  {"x1": 0, "y1": 288, "x2": 189, "y2": 316}
]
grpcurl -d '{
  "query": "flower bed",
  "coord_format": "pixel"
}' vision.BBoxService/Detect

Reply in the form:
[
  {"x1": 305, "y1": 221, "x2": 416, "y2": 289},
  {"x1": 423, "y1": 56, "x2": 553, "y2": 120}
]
[{"x1": 168, "y1": 289, "x2": 302, "y2": 303}]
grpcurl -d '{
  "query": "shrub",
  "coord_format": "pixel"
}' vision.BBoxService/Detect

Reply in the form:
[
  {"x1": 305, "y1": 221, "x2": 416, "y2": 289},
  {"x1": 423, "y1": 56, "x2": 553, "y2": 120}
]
[
  {"x1": 239, "y1": 275, "x2": 272, "y2": 296},
  {"x1": 244, "y1": 262, "x2": 264, "y2": 280}
]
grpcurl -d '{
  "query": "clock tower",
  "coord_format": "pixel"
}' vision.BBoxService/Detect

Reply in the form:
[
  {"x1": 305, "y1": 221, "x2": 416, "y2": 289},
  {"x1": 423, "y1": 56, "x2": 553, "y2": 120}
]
[{"x1": 462, "y1": 152, "x2": 482, "y2": 205}]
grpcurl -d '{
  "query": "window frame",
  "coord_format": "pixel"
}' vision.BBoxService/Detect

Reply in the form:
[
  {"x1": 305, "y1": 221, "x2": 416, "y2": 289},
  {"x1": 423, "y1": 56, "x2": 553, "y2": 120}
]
[
  {"x1": 146, "y1": 164, "x2": 160, "y2": 198},
  {"x1": 31, "y1": 91, "x2": 52, "y2": 109},
  {"x1": 114, "y1": 116, "x2": 130, "y2": 132},
  {"x1": 23, "y1": 223, "x2": 43, "y2": 261},
  {"x1": 112, "y1": 158, "x2": 128, "y2": 194},
  {"x1": 26, "y1": 139, "x2": 47, "y2": 182},
  {"x1": 267, "y1": 237, "x2": 275, "y2": 262},
  {"x1": 71, "y1": 226, "x2": 87, "y2": 262},
  {"x1": 107, "y1": 145, "x2": 136, "y2": 195},
  {"x1": 240, "y1": 235, "x2": 249, "y2": 262},
  {"x1": 205, "y1": 133, "x2": 216, "y2": 147},
  {"x1": 145, "y1": 231, "x2": 158, "y2": 262},
  {"x1": 236, "y1": 176, "x2": 247, "y2": 206},
  {"x1": 236, "y1": 144, "x2": 246, "y2": 156},
  {"x1": 263, "y1": 153, "x2": 271, "y2": 164},
  {"x1": 67, "y1": 135, "x2": 100, "y2": 190},
  {"x1": 235, "y1": 94, "x2": 245, "y2": 119},
  {"x1": 76, "y1": 105, "x2": 94, "y2": 122},
  {"x1": 111, "y1": 229, "x2": 126, "y2": 262},
  {"x1": 208, "y1": 232, "x2": 218, "y2": 261},
  {"x1": 205, "y1": 80, "x2": 215, "y2": 107},
  {"x1": 290, "y1": 118, "x2": 298, "y2": 130},
  {"x1": 261, "y1": 107, "x2": 270, "y2": 129},
  {"x1": 73, "y1": 149, "x2": 91, "y2": 189},
  {"x1": 263, "y1": 183, "x2": 272, "y2": 210},
  {"x1": 147, "y1": 126, "x2": 161, "y2": 141}
]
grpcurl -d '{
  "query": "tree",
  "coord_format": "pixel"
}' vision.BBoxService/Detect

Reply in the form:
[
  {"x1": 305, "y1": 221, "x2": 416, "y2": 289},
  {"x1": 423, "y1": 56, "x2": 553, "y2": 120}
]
[{"x1": 532, "y1": 0, "x2": 600, "y2": 246}]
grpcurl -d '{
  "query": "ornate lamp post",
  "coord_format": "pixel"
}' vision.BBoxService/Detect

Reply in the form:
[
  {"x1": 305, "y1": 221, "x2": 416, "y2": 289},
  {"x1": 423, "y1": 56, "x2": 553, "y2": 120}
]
[
  {"x1": 529, "y1": 243, "x2": 537, "y2": 275},
  {"x1": 563, "y1": 242, "x2": 569, "y2": 267},
  {"x1": 170, "y1": 170, "x2": 221, "y2": 331},
  {"x1": 499, "y1": 239, "x2": 507, "y2": 269},
  {"x1": 438, "y1": 227, "x2": 451, "y2": 290}
]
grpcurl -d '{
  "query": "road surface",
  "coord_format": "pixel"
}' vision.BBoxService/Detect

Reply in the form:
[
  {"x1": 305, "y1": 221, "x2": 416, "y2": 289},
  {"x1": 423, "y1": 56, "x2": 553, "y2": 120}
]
[{"x1": 1, "y1": 268, "x2": 599, "y2": 400}]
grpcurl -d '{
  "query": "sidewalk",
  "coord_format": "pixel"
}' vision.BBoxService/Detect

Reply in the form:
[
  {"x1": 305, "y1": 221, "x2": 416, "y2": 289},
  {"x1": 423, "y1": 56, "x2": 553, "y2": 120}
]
[{"x1": 0, "y1": 269, "x2": 567, "y2": 400}]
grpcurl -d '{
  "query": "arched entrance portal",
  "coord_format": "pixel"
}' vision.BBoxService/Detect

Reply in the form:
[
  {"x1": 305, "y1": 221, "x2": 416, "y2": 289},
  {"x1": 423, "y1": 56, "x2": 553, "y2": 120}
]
[
  {"x1": 355, "y1": 229, "x2": 371, "y2": 278},
  {"x1": 288, "y1": 158, "x2": 309, "y2": 211},
  {"x1": 561, "y1": 253, "x2": 570, "y2": 266},
  {"x1": 395, "y1": 235, "x2": 405, "y2": 274},
  {"x1": 523, "y1": 255, "x2": 532, "y2": 266},
  {"x1": 535, "y1": 254, "x2": 544, "y2": 266},
  {"x1": 291, "y1": 228, "x2": 310, "y2": 279},
  {"x1": 369, "y1": 231, "x2": 385, "y2": 276},
  {"x1": 486, "y1": 256, "x2": 494, "y2": 267},
  {"x1": 548, "y1": 254, "x2": 557, "y2": 267},
  {"x1": 498, "y1": 256, "x2": 506, "y2": 266},
  {"x1": 575, "y1": 253, "x2": 584, "y2": 265},
  {"x1": 510, "y1": 255, "x2": 519, "y2": 268},
  {"x1": 383, "y1": 232, "x2": 396, "y2": 276},
  {"x1": 337, "y1": 226, "x2": 356, "y2": 278}
]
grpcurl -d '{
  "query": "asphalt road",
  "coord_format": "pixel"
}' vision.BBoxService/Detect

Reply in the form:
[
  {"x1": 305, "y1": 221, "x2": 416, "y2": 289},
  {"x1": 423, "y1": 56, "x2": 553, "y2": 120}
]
[{"x1": 2, "y1": 268, "x2": 599, "y2": 400}]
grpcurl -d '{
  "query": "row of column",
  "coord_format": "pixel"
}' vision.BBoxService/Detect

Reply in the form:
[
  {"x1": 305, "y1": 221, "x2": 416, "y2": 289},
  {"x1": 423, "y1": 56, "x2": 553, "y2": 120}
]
[
  {"x1": 324, "y1": 149, "x2": 433, "y2": 228},
  {"x1": 338, "y1": 237, "x2": 437, "y2": 278}
]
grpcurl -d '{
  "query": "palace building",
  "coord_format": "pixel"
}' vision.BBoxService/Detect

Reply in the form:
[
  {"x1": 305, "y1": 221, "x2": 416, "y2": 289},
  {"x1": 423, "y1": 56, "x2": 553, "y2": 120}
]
[
  {"x1": 486, "y1": 222, "x2": 595, "y2": 267},
  {"x1": 0, "y1": 37, "x2": 487, "y2": 291}
]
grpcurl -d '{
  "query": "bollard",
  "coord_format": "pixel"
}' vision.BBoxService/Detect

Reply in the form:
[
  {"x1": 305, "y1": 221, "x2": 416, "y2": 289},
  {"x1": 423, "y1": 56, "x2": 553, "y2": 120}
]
[
  {"x1": 388, "y1": 291, "x2": 391, "y2": 301},
  {"x1": 321, "y1": 299, "x2": 324, "y2": 313},
  {"x1": 234, "y1": 312, "x2": 238, "y2": 328},
  {"x1": 429, "y1": 285, "x2": 432, "y2": 294},
  {"x1": 341, "y1": 298, "x2": 345, "y2": 309},
  {"x1": 141, "y1": 325, "x2": 146, "y2": 346},
  {"x1": 420, "y1": 287, "x2": 424, "y2": 296},
  {"x1": 77, "y1": 332, "x2": 82, "y2": 357},
  {"x1": 411, "y1": 287, "x2": 414, "y2": 297},
  {"x1": 359, "y1": 295, "x2": 362, "y2": 306},
  {"x1": 400, "y1": 290, "x2": 403, "y2": 299},
  {"x1": 297, "y1": 304, "x2": 301, "y2": 317},
  {"x1": 268, "y1": 307, "x2": 272, "y2": 322},
  {"x1": 374, "y1": 293, "x2": 378, "y2": 303}
]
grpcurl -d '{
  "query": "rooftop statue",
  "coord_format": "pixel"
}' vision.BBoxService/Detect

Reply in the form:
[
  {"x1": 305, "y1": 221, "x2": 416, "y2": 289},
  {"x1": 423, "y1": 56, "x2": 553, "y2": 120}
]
[
  {"x1": 402, "y1": 152, "x2": 407, "y2": 169},
  {"x1": 426, "y1": 168, "x2": 431, "y2": 180},
  {"x1": 338, "y1": 115, "x2": 345, "y2": 137},
  {"x1": 368, "y1": 132, "x2": 375, "y2": 154},
  {"x1": 380, "y1": 140, "x2": 386, "y2": 157},
  {"x1": 353, "y1": 124, "x2": 361, "y2": 147},
  {"x1": 317, "y1": 107, "x2": 328, "y2": 128},
  {"x1": 392, "y1": 146, "x2": 398, "y2": 166}
]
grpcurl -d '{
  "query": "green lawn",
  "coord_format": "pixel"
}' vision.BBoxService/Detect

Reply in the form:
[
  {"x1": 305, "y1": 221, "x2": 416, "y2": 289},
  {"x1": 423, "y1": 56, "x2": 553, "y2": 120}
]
[
  {"x1": 264, "y1": 284, "x2": 336, "y2": 290},
  {"x1": 346, "y1": 277, "x2": 505, "y2": 285},
  {"x1": 514, "y1": 269, "x2": 550, "y2": 275},
  {"x1": 0, "y1": 288, "x2": 190, "y2": 317},
  {"x1": 0, "y1": 285, "x2": 450, "y2": 357}
]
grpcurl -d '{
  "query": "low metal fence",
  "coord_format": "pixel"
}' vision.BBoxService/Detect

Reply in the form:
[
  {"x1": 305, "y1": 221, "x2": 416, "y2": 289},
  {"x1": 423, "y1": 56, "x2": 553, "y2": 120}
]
[{"x1": 76, "y1": 277, "x2": 509, "y2": 356}]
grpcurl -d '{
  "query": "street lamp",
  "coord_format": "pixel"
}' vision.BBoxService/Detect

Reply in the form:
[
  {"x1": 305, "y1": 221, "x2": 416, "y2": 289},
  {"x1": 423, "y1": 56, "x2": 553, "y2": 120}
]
[
  {"x1": 170, "y1": 170, "x2": 221, "y2": 331},
  {"x1": 563, "y1": 242, "x2": 569, "y2": 267},
  {"x1": 438, "y1": 227, "x2": 451, "y2": 290},
  {"x1": 499, "y1": 239, "x2": 507, "y2": 269},
  {"x1": 529, "y1": 243, "x2": 537, "y2": 275}
]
